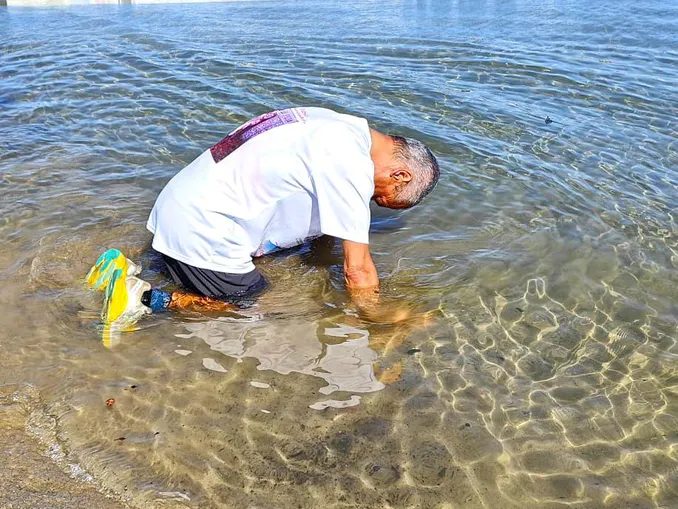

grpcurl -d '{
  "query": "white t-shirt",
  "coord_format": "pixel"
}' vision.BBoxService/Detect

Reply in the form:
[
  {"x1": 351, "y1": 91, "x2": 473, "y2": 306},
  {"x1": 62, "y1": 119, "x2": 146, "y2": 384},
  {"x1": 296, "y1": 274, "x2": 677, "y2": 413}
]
[{"x1": 147, "y1": 107, "x2": 374, "y2": 274}]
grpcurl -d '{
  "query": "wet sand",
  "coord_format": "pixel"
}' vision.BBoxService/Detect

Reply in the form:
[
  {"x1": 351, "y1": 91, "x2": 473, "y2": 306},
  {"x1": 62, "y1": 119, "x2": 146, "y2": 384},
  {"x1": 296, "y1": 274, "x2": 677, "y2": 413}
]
[{"x1": 0, "y1": 386, "x2": 130, "y2": 509}]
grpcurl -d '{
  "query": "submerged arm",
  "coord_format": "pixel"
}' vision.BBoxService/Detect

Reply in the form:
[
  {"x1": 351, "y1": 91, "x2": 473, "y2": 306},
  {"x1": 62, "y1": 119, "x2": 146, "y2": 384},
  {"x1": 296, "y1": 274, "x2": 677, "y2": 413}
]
[{"x1": 342, "y1": 240, "x2": 409, "y2": 323}]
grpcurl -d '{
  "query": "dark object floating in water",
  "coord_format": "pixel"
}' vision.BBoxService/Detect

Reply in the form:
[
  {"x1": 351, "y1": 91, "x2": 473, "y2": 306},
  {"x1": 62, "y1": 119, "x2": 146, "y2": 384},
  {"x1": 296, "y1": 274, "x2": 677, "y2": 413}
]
[
  {"x1": 114, "y1": 437, "x2": 126, "y2": 441},
  {"x1": 407, "y1": 348, "x2": 421, "y2": 355},
  {"x1": 545, "y1": 116, "x2": 553, "y2": 124}
]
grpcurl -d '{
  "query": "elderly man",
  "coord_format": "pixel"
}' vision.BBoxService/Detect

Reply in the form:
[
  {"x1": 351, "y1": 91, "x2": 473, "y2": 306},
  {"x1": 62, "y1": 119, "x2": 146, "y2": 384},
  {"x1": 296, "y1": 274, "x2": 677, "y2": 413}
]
[{"x1": 87, "y1": 107, "x2": 439, "y2": 333}]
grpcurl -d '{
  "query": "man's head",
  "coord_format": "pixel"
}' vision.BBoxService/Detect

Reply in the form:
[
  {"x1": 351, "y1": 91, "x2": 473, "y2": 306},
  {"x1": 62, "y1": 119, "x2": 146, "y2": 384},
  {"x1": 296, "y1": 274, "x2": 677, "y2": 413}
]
[{"x1": 371, "y1": 132, "x2": 440, "y2": 209}]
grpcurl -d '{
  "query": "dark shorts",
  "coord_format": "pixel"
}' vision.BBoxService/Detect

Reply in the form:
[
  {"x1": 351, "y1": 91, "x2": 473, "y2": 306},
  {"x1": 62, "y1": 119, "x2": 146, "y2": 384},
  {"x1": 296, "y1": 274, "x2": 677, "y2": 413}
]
[{"x1": 162, "y1": 254, "x2": 267, "y2": 302}]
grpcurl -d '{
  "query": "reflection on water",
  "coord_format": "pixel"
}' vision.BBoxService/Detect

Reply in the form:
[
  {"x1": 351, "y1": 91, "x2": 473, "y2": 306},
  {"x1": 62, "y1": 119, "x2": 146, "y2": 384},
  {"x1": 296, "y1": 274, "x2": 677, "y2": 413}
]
[
  {"x1": 2, "y1": 0, "x2": 678, "y2": 507},
  {"x1": 178, "y1": 320, "x2": 384, "y2": 398}
]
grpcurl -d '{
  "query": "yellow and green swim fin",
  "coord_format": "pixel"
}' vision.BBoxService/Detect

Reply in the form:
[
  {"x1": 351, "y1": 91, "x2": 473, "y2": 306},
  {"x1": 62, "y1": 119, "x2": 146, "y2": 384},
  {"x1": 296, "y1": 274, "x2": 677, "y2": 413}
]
[
  {"x1": 86, "y1": 248, "x2": 141, "y2": 291},
  {"x1": 86, "y1": 249, "x2": 150, "y2": 348}
]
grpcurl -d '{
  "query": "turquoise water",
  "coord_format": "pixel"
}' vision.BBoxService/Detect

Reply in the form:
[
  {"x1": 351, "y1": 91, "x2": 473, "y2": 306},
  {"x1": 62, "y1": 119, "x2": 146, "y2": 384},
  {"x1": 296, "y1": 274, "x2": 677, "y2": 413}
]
[{"x1": 2, "y1": 0, "x2": 678, "y2": 507}]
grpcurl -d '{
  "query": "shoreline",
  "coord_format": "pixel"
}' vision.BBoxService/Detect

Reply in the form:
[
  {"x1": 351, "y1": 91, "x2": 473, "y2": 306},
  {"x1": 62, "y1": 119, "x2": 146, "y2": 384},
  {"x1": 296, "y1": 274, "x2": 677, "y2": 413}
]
[{"x1": 0, "y1": 384, "x2": 133, "y2": 509}]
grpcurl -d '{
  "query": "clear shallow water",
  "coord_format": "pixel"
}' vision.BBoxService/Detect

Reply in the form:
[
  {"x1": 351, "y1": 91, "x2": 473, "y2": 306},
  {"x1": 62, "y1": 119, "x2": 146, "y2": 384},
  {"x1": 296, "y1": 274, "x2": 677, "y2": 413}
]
[{"x1": 2, "y1": 0, "x2": 678, "y2": 507}]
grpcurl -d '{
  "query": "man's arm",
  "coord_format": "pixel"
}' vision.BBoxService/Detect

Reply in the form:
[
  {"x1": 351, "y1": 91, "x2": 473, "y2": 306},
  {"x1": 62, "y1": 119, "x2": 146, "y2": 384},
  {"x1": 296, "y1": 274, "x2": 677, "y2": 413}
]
[
  {"x1": 342, "y1": 240, "x2": 379, "y2": 293},
  {"x1": 342, "y1": 240, "x2": 409, "y2": 323}
]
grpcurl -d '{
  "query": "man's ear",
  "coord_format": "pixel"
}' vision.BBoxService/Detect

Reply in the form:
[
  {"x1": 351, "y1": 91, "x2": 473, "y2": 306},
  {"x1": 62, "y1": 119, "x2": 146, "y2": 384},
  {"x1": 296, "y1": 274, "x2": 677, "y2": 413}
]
[{"x1": 392, "y1": 168, "x2": 413, "y2": 183}]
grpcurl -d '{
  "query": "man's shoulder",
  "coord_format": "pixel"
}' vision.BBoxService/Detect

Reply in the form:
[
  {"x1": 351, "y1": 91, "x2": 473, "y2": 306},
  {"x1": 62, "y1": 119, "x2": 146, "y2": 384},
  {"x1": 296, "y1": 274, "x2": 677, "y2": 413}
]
[{"x1": 297, "y1": 108, "x2": 371, "y2": 154}]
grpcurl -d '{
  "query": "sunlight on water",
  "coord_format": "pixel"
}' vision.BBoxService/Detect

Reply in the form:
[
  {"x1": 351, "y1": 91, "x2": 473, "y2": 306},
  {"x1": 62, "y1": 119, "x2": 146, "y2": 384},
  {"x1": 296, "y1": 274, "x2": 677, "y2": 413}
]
[{"x1": 1, "y1": 0, "x2": 678, "y2": 507}]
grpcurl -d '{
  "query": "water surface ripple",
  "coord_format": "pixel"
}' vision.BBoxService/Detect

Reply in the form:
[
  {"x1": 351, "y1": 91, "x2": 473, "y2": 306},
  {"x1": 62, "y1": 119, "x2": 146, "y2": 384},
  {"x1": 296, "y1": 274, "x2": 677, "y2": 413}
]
[{"x1": 1, "y1": 0, "x2": 678, "y2": 508}]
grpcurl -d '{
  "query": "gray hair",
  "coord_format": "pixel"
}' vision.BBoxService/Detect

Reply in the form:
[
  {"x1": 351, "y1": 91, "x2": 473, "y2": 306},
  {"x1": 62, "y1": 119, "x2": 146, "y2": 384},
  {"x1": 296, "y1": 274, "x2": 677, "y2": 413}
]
[{"x1": 391, "y1": 136, "x2": 440, "y2": 207}]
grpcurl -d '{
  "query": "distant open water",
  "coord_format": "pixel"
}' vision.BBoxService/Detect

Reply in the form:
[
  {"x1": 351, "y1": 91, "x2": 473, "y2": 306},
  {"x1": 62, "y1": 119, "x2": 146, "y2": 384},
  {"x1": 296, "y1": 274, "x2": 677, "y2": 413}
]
[{"x1": 1, "y1": 0, "x2": 678, "y2": 507}]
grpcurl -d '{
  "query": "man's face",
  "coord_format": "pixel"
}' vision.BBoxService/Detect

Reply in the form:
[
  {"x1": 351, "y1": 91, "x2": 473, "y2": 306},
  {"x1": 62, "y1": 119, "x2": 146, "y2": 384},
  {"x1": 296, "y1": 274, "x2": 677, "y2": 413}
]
[
  {"x1": 372, "y1": 168, "x2": 413, "y2": 209},
  {"x1": 373, "y1": 191, "x2": 409, "y2": 209}
]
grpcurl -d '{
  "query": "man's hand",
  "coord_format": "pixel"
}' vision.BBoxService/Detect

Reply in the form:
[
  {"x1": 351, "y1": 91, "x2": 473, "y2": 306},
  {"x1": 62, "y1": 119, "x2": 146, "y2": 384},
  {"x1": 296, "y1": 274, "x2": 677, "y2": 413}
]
[{"x1": 342, "y1": 240, "x2": 410, "y2": 324}]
